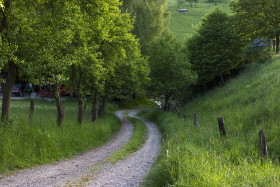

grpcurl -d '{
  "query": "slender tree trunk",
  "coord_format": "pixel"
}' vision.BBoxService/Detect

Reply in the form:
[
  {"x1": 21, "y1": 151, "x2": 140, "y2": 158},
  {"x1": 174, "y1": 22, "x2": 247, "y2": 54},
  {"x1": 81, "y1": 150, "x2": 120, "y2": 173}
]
[
  {"x1": 220, "y1": 74, "x2": 225, "y2": 85},
  {"x1": 276, "y1": 31, "x2": 279, "y2": 54},
  {"x1": 78, "y1": 98, "x2": 86, "y2": 125},
  {"x1": 55, "y1": 95, "x2": 64, "y2": 127},
  {"x1": 29, "y1": 100, "x2": 34, "y2": 123},
  {"x1": 54, "y1": 85, "x2": 64, "y2": 127},
  {"x1": 164, "y1": 94, "x2": 170, "y2": 111},
  {"x1": 98, "y1": 97, "x2": 106, "y2": 119},
  {"x1": 1, "y1": 62, "x2": 17, "y2": 121},
  {"x1": 91, "y1": 88, "x2": 99, "y2": 122}
]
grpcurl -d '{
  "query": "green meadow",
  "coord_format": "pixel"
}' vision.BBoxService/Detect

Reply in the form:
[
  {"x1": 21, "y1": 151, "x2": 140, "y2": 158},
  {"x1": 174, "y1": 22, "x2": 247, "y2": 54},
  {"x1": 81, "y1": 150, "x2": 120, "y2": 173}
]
[
  {"x1": 141, "y1": 56, "x2": 280, "y2": 186},
  {"x1": 168, "y1": 0, "x2": 232, "y2": 41},
  {"x1": 0, "y1": 99, "x2": 121, "y2": 174}
]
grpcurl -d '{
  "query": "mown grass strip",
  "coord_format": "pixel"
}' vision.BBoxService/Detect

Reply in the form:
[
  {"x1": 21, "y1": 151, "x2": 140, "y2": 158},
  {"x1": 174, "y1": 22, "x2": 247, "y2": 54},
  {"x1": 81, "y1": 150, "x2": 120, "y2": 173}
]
[{"x1": 106, "y1": 116, "x2": 147, "y2": 164}]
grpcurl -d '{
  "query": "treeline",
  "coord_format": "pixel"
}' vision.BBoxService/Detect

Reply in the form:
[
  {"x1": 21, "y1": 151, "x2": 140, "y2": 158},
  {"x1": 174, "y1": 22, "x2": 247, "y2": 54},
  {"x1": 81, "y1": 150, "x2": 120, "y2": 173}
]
[
  {"x1": 0, "y1": 0, "x2": 150, "y2": 126},
  {"x1": 145, "y1": 0, "x2": 280, "y2": 109}
]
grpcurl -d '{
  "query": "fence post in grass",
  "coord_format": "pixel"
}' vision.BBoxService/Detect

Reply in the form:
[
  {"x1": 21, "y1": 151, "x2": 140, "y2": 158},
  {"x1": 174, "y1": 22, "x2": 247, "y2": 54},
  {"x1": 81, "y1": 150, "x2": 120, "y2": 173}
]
[
  {"x1": 175, "y1": 103, "x2": 182, "y2": 118},
  {"x1": 29, "y1": 100, "x2": 35, "y2": 123},
  {"x1": 194, "y1": 112, "x2": 198, "y2": 127},
  {"x1": 217, "y1": 117, "x2": 226, "y2": 137},
  {"x1": 259, "y1": 129, "x2": 268, "y2": 159}
]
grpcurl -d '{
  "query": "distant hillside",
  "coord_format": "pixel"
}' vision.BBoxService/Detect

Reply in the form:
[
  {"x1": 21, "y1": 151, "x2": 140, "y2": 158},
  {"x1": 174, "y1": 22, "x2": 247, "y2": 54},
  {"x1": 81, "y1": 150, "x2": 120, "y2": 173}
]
[
  {"x1": 142, "y1": 56, "x2": 280, "y2": 186},
  {"x1": 168, "y1": 0, "x2": 232, "y2": 41}
]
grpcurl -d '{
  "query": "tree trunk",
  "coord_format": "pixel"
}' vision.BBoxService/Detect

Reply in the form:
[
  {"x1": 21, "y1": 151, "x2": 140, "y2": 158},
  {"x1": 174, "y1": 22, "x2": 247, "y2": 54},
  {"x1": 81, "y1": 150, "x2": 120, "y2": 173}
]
[
  {"x1": 220, "y1": 74, "x2": 225, "y2": 85},
  {"x1": 29, "y1": 100, "x2": 34, "y2": 123},
  {"x1": 1, "y1": 62, "x2": 17, "y2": 121},
  {"x1": 55, "y1": 93, "x2": 64, "y2": 127},
  {"x1": 164, "y1": 94, "x2": 170, "y2": 111},
  {"x1": 98, "y1": 98, "x2": 106, "y2": 119},
  {"x1": 91, "y1": 88, "x2": 99, "y2": 122},
  {"x1": 276, "y1": 30, "x2": 279, "y2": 54},
  {"x1": 78, "y1": 98, "x2": 86, "y2": 125}
]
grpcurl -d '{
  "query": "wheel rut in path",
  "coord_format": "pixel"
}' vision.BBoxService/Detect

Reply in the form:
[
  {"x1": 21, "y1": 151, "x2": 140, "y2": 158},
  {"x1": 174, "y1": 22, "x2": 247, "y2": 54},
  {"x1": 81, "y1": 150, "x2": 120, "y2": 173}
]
[{"x1": 0, "y1": 110, "x2": 161, "y2": 187}]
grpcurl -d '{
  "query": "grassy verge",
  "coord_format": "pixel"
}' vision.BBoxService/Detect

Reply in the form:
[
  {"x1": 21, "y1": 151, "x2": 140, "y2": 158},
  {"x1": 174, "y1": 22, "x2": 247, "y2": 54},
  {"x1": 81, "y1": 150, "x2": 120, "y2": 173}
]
[
  {"x1": 140, "y1": 57, "x2": 280, "y2": 186},
  {"x1": 106, "y1": 116, "x2": 147, "y2": 164},
  {"x1": 0, "y1": 99, "x2": 121, "y2": 174}
]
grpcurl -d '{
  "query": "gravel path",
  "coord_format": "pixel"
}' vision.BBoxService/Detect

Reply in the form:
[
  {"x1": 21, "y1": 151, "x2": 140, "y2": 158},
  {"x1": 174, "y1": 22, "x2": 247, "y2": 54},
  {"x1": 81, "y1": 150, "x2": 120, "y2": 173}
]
[{"x1": 0, "y1": 110, "x2": 161, "y2": 187}]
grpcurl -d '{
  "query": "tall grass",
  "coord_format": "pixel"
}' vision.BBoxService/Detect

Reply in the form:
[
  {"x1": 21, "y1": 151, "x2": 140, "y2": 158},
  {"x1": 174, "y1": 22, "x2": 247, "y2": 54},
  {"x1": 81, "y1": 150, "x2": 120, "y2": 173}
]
[
  {"x1": 141, "y1": 57, "x2": 280, "y2": 186},
  {"x1": 0, "y1": 98, "x2": 121, "y2": 173}
]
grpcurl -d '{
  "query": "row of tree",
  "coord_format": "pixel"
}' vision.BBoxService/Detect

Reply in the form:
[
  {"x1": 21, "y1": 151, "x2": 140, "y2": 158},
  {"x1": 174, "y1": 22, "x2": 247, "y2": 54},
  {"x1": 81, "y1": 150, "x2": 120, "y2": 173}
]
[{"x1": 0, "y1": 0, "x2": 149, "y2": 125}]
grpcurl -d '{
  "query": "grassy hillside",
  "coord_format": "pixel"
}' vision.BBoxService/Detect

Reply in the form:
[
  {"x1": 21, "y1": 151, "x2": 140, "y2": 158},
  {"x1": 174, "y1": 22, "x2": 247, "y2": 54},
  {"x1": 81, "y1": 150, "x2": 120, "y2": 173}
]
[
  {"x1": 168, "y1": 0, "x2": 232, "y2": 41},
  {"x1": 141, "y1": 56, "x2": 280, "y2": 186}
]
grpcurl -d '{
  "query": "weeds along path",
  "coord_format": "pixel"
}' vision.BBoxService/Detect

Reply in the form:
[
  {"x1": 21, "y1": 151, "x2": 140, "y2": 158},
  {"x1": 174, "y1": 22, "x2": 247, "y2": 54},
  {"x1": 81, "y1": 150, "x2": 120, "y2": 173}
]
[
  {"x1": 84, "y1": 111, "x2": 161, "y2": 187},
  {"x1": 0, "y1": 110, "x2": 134, "y2": 187}
]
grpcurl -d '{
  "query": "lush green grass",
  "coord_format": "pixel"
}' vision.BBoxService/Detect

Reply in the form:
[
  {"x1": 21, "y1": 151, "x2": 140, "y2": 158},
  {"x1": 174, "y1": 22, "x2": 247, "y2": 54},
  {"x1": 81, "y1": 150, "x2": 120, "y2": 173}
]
[
  {"x1": 141, "y1": 56, "x2": 280, "y2": 186},
  {"x1": 0, "y1": 98, "x2": 121, "y2": 174},
  {"x1": 106, "y1": 116, "x2": 147, "y2": 164},
  {"x1": 168, "y1": 0, "x2": 232, "y2": 41}
]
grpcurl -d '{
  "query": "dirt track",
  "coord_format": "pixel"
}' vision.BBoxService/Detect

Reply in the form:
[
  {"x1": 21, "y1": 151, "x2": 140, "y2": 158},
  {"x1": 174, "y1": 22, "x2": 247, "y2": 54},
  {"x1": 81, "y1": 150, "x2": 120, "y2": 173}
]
[{"x1": 0, "y1": 110, "x2": 161, "y2": 187}]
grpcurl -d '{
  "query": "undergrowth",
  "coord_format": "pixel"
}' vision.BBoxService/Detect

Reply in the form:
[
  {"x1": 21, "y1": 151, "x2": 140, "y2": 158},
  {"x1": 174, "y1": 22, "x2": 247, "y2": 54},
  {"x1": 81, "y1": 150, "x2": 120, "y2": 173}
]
[
  {"x1": 0, "y1": 99, "x2": 121, "y2": 174},
  {"x1": 141, "y1": 56, "x2": 280, "y2": 186}
]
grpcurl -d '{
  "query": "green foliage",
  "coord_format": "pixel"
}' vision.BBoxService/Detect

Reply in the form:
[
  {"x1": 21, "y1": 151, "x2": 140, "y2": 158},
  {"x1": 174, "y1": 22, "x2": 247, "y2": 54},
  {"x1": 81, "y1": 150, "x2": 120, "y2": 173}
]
[
  {"x1": 0, "y1": 99, "x2": 121, "y2": 173},
  {"x1": 123, "y1": 0, "x2": 168, "y2": 54},
  {"x1": 186, "y1": 8, "x2": 243, "y2": 85},
  {"x1": 243, "y1": 37, "x2": 273, "y2": 64},
  {"x1": 120, "y1": 96, "x2": 157, "y2": 109},
  {"x1": 141, "y1": 56, "x2": 280, "y2": 186},
  {"x1": 106, "y1": 116, "x2": 147, "y2": 164},
  {"x1": 148, "y1": 31, "x2": 197, "y2": 99},
  {"x1": 230, "y1": 0, "x2": 280, "y2": 53}
]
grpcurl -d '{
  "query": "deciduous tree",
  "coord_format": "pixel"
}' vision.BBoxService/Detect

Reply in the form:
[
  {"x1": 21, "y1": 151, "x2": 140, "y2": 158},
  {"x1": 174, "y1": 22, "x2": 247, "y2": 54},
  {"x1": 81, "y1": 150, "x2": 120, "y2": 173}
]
[
  {"x1": 148, "y1": 30, "x2": 197, "y2": 110},
  {"x1": 230, "y1": 0, "x2": 280, "y2": 53},
  {"x1": 186, "y1": 8, "x2": 243, "y2": 85}
]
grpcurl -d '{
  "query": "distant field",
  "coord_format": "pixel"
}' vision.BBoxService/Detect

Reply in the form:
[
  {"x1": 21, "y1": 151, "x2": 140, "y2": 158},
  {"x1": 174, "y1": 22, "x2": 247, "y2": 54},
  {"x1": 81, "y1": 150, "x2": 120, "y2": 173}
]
[{"x1": 167, "y1": 0, "x2": 232, "y2": 41}]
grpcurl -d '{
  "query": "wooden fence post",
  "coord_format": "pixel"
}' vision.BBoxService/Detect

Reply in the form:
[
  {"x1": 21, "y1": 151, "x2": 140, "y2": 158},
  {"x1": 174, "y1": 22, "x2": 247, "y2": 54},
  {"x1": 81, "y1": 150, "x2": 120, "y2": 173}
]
[
  {"x1": 259, "y1": 129, "x2": 268, "y2": 159},
  {"x1": 217, "y1": 117, "x2": 226, "y2": 137},
  {"x1": 194, "y1": 113, "x2": 198, "y2": 127},
  {"x1": 175, "y1": 103, "x2": 182, "y2": 118}
]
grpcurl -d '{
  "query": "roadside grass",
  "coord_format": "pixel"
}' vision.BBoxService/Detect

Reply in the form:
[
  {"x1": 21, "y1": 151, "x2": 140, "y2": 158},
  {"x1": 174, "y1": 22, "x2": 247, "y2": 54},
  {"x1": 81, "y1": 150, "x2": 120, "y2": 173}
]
[
  {"x1": 105, "y1": 116, "x2": 147, "y2": 164},
  {"x1": 168, "y1": 0, "x2": 232, "y2": 41},
  {"x1": 140, "y1": 56, "x2": 280, "y2": 186},
  {"x1": 0, "y1": 99, "x2": 121, "y2": 174}
]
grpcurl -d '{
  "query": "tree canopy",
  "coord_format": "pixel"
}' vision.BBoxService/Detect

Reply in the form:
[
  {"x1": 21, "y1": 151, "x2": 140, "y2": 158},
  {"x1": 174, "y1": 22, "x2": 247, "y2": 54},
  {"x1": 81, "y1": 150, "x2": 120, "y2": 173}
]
[
  {"x1": 148, "y1": 31, "x2": 197, "y2": 110},
  {"x1": 186, "y1": 8, "x2": 243, "y2": 85},
  {"x1": 230, "y1": 0, "x2": 280, "y2": 53}
]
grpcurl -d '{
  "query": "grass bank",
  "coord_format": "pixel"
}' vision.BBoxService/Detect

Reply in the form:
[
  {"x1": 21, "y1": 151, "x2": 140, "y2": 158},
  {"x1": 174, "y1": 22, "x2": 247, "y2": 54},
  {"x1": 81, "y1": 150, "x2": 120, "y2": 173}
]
[
  {"x1": 0, "y1": 98, "x2": 121, "y2": 174},
  {"x1": 141, "y1": 56, "x2": 280, "y2": 186}
]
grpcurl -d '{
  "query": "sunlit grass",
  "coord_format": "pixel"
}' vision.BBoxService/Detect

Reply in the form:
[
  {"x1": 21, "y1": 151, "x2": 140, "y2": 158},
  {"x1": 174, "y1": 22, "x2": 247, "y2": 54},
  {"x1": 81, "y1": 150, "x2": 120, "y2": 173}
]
[
  {"x1": 0, "y1": 99, "x2": 121, "y2": 173},
  {"x1": 141, "y1": 56, "x2": 280, "y2": 186}
]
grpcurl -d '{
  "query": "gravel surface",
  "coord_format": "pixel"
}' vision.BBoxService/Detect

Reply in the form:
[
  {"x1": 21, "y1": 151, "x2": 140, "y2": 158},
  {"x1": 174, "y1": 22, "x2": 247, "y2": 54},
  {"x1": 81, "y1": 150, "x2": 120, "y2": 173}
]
[{"x1": 0, "y1": 110, "x2": 161, "y2": 187}]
